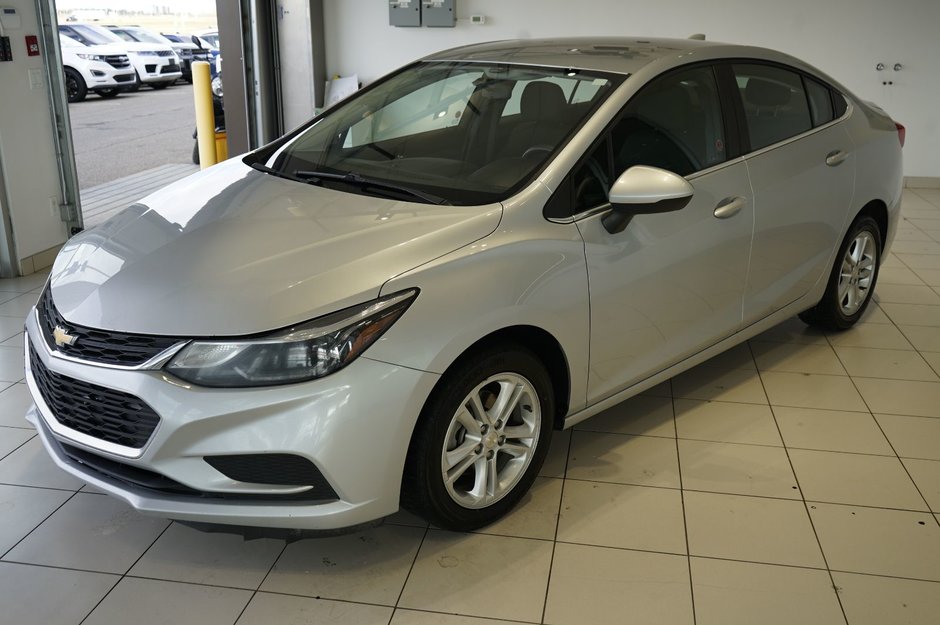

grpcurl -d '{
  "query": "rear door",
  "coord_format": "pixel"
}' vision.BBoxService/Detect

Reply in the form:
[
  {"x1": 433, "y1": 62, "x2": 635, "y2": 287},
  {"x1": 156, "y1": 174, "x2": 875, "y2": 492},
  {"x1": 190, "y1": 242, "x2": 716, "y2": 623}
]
[
  {"x1": 732, "y1": 63, "x2": 856, "y2": 322},
  {"x1": 569, "y1": 65, "x2": 754, "y2": 402}
]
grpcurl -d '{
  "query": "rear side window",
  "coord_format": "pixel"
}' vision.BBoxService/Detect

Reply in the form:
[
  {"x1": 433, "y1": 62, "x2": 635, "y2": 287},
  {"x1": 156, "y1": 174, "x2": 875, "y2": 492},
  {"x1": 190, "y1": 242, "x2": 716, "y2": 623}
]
[
  {"x1": 805, "y1": 77, "x2": 834, "y2": 126},
  {"x1": 832, "y1": 91, "x2": 848, "y2": 118},
  {"x1": 733, "y1": 64, "x2": 813, "y2": 150}
]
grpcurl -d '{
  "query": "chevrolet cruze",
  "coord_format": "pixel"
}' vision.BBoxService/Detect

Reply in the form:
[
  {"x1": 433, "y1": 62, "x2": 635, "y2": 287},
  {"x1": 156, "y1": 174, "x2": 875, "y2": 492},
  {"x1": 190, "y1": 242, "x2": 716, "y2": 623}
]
[{"x1": 25, "y1": 38, "x2": 903, "y2": 532}]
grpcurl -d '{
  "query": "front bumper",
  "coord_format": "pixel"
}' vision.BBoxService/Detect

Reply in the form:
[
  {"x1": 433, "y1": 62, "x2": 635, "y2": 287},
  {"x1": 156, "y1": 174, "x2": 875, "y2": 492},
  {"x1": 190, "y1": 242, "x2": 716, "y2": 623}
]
[
  {"x1": 83, "y1": 60, "x2": 136, "y2": 90},
  {"x1": 132, "y1": 55, "x2": 182, "y2": 83},
  {"x1": 24, "y1": 311, "x2": 439, "y2": 529}
]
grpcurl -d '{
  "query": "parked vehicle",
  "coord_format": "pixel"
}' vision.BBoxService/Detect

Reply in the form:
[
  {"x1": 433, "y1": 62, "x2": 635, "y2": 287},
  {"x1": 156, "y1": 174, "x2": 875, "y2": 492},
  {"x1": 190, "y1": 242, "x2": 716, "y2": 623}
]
[
  {"x1": 59, "y1": 34, "x2": 136, "y2": 102},
  {"x1": 59, "y1": 23, "x2": 181, "y2": 90},
  {"x1": 161, "y1": 33, "x2": 212, "y2": 83},
  {"x1": 26, "y1": 38, "x2": 903, "y2": 534}
]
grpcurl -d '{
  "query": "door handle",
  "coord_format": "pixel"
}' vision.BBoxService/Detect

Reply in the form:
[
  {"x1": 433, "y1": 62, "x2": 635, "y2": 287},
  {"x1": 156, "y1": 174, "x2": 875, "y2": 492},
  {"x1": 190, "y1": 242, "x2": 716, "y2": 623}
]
[
  {"x1": 826, "y1": 150, "x2": 849, "y2": 167},
  {"x1": 713, "y1": 196, "x2": 745, "y2": 219}
]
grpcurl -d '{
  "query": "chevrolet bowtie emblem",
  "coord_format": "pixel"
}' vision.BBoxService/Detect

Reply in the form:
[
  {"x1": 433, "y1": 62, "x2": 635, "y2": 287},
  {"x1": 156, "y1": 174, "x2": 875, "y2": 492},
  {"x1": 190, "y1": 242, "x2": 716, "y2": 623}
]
[{"x1": 52, "y1": 325, "x2": 78, "y2": 348}]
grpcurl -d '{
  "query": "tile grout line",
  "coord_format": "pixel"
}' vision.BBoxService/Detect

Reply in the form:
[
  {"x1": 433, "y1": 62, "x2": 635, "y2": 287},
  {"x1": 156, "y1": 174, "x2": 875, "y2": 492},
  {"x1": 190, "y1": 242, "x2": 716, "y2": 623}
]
[
  {"x1": 77, "y1": 518, "x2": 173, "y2": 625},
  {"x1": 538, "y1": 425, "x2": 574, "y2": 624},
  {"x1": 0, "y1": 432, "x2": 36, "y2": 463},
  {"x1": 669, "y1": 384, "x2": 697, "y2": 625},
  {"x1": 388, "y1": 523, "x2": 431, "y2": 625},
  {"x1": 828, "y1": 335, "x2": 940, "y2": 529},
  {"x1": 228, "y1": 534, "x2": 291, "y2": 625},
  {"x1": 0, "y1": 490, "x2": 78, "y2": 562},
  {"x1": 745, "y1": 340, "x2": 851, "y2": 625}
]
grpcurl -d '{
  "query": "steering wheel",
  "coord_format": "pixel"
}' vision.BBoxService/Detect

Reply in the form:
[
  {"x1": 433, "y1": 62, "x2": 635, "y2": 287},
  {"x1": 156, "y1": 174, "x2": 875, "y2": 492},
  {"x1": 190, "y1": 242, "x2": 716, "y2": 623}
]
[{"x1": 521, "y1": 145, "x2": 554, "y2": 160}]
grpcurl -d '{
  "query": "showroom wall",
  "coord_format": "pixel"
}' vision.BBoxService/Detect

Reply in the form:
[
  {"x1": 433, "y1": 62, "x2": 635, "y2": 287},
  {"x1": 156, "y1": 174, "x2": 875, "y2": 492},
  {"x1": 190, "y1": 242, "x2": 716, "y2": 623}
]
[
  {"x1": 0, "y1": 0, "x2": 70, "y2": 274},
  {"x1": 322, "y1": 0, "x2": 940, "y2": 180}
]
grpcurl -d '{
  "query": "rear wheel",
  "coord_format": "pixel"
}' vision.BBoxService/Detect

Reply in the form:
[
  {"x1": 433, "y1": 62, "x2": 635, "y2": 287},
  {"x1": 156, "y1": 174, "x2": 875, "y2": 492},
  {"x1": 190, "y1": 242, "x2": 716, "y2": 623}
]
[
  {"x1": 402, "y1": 345, "x2": 554, "y2": 531},
  {"x1": 64, "y1": 68, "x2": 86, "y2": 103},
  {"x1": 799, "y1": 215, "x2": 882, "y2": 330}
]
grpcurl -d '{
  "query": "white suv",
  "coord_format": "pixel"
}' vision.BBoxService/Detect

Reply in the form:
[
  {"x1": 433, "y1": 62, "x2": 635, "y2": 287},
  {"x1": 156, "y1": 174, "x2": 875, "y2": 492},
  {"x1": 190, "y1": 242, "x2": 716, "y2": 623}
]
[
  {"x1": 58, "y1": 23, "x2": 181, "y2": 90},
  {"x1": 59, "y1": 35, "x2": 136, "y2": 102}
]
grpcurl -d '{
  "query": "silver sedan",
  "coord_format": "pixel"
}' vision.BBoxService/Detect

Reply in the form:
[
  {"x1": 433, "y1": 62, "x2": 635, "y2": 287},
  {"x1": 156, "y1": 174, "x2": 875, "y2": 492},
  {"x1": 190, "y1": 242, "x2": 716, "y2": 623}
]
[{"x1": 25, "y1": 37, "x2": 903, "y2": 532}]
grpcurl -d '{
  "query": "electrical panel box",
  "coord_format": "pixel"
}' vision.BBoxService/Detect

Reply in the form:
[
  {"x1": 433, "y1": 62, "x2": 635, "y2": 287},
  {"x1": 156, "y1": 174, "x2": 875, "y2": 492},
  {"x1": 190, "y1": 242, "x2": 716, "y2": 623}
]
[
  {"x1": 389, "y1": 0, "x2": 421, "y2": 27},
  {"x1": 423, "y1": 0, "x2": 455, "y2": 27},
  {"x1": 0, "y1": 7, "x2": 21, "y2": 30}
]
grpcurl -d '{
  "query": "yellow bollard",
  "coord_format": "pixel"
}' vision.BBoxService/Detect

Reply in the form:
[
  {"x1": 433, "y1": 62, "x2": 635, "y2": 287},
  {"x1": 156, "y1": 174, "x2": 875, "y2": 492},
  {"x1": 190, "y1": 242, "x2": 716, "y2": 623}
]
[{"x1": 192, "y1": 61, "x2": 216, "y2": 170}]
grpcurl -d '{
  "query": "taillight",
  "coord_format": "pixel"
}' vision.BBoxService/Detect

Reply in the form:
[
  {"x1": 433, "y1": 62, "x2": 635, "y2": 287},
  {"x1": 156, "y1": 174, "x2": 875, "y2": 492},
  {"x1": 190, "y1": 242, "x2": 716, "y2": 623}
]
[{"x1": 895, "y1": 122, "x2": 906, "y2": 148}]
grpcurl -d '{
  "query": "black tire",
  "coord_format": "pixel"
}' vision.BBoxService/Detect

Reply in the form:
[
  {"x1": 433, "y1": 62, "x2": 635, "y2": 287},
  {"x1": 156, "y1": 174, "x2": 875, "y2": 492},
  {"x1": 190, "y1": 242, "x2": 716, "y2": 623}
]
[
  {"x1": 799, "y1": 215, "x2": 882, "y2": 331},
  {"x1": 64, "y1": 68, "x2": 87, "y2": 103},
  {"x1": 96, "y1": 88, "x2": 120, "y2": 99},
  {"x1": 192, "y1": 140, "x2": 200, "y2": 165},
  {"x1": 402, "y1": 344, "x2": 554, "y2": 531},
  {"x1": 151, "y1": 81, "x2": 170, "y2": 90}
]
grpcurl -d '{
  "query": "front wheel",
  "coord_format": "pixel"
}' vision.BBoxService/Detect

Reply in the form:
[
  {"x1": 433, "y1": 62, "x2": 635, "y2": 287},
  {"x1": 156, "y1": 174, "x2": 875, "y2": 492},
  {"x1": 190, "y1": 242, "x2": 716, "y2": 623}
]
[
  {"x1": 402, "y1": 346, "x2": 554, "y2": 531},
  {"x1": 96, "y1": 88, "x2": 120, "y2": 99},
  {"x1": 64, "y1": 68, "x2": 86, "y2": 103},
  {"x1": 151, "y1": 81, "x2": 170, "y2": 90},
  {"x1": 799, "y1": 215, "x2": 882, "y2": 330}
]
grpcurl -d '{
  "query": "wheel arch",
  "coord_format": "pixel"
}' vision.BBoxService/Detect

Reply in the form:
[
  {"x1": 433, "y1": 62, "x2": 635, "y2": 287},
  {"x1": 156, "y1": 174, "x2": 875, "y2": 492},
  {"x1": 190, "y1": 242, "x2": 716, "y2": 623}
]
[
  {"x1": 856, "y1": 199, "x2": 889, "y2": 252},
  {"x1": 425, "y1": 324, "x2": 572, "y2": 431}
]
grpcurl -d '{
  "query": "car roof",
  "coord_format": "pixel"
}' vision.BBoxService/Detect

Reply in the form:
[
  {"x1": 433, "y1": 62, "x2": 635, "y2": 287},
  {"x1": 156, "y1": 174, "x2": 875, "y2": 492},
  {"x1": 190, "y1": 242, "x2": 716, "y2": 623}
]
[{"x1": 423, "y1": 37, "x2": 740, "y2": 75}]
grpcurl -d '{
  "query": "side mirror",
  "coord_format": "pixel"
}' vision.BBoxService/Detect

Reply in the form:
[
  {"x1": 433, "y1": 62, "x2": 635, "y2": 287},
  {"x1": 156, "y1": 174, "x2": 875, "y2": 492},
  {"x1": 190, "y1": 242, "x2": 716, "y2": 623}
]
[
  {"x1": 602, "y1": 165, "x2": 694, "y2": 234},
  {"x1": 191, "y1": 35, "x2": 202, "y2": 48}
]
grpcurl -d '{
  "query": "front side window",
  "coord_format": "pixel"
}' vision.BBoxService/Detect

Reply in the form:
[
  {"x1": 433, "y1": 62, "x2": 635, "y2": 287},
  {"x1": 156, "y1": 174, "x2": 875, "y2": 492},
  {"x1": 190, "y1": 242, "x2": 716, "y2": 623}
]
[
  {"x1": 261, "y1": 62, "x2": 623, "y2": 205},
  {"x1": 612, "y1": 65, "x2": 727, "y2": 177},
  {"x1": 734, "y1": 63, "x2": 812, "y2": 150}
]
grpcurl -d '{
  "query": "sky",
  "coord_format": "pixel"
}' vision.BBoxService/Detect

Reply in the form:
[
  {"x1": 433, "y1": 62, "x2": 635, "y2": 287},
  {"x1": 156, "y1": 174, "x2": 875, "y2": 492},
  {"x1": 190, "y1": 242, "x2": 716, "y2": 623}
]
[{"x1": 55, "y1": 1, "x2": 217, "y2": 15}]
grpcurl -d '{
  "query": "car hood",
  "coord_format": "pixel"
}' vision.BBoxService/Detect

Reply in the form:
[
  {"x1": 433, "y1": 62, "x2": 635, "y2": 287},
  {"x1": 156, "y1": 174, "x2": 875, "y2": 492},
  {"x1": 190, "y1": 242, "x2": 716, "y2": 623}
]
[
  {"x1": 64, "y1": 43, "x2": 127, "y2": 56},
  {"x1": 50, "y1": 159, "x2": 502, "y2": 336},
  {"x1": 119, "y1": 42, "x2": 175, "y2": 54}
]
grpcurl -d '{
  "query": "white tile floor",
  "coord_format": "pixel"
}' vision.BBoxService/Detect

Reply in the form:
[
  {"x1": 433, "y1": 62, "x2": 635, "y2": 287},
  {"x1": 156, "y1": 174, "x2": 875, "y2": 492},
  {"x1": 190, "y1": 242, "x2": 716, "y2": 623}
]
[{"x1": 1, "y1": 188, "x2": 940, "y2": 625}]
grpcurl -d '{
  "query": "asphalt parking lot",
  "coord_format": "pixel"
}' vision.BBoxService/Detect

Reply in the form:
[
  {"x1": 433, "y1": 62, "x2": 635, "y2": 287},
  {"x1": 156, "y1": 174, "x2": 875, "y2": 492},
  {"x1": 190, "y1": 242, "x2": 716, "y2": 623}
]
[{"x1": 68, "y1": 83, "x2": 196, "y2": 189}]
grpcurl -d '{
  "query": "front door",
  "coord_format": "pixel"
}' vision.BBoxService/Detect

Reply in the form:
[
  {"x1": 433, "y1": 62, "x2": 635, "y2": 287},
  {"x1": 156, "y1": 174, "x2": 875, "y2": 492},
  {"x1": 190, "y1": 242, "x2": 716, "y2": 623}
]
[{"x1": 572, "y1": 65, "x2": 754, "y2": 402}]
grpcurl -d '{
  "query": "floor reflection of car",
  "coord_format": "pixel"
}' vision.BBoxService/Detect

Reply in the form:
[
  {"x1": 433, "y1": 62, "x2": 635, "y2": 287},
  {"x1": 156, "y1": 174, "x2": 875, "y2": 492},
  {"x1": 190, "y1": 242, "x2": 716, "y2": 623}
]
[
  {"x1": 59, "y1": 34, "x2": 137, "y2": 102},
  {"x1": 27, "y1": 38, "x2": 903, "y2": 535},
  {"x1": 59, "y1": 23, "x2": 181, "y2": 91}
]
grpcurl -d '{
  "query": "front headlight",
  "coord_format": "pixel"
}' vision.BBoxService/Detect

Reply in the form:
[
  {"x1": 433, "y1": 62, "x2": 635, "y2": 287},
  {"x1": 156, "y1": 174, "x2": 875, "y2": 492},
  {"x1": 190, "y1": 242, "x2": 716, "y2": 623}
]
[
  {"x1": 76, "y1": 53, "x2": 106, "y2": 61},
  {"x1": 136, "y1": 50, "x2": 158, "y2": 57},
  {"x1": 210, "y1": 75, "x2": 223, "y2": 97},
  {"x1": 165, "y1": 289, "x2": 417, "y2": 387}
]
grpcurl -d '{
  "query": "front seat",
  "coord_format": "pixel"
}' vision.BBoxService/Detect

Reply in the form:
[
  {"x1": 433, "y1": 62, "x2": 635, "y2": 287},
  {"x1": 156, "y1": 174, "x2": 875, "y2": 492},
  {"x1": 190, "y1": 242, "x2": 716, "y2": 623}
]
[{"x1": 500, "y1": 81, "x2": 570, "y2": 158}]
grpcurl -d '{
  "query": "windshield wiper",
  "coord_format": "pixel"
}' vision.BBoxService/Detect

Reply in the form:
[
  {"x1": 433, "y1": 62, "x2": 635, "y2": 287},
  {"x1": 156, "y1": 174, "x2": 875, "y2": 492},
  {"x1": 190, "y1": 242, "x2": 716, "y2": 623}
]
[{"x1": 293, "y1": 170, "x2": 450, "y2": 205}]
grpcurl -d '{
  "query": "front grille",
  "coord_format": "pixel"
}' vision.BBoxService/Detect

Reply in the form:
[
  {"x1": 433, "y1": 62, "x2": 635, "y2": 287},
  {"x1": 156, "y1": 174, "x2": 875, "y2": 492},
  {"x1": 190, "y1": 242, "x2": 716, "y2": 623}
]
[
  {"x1": 105, "y1": 54, "x2": 130, "y2": 69},
  {"x1": 160, "y1": 63, "x2": 180, "y2": 74},
  {"x1": 36, "y1": 287, "x2": 180, "y2": 366},
  {"x1": 29, "y1": 341, "x2": 160, "y2": 448},
  {"x1": 178, "y1": 49, "x2": 192, "y2": 60},
  {"x1": 113, "y1": 74, "x2": 135, "y2": 83},
  {"x1": 156, "y1": 50, "x2": 175, "y2": 57}
]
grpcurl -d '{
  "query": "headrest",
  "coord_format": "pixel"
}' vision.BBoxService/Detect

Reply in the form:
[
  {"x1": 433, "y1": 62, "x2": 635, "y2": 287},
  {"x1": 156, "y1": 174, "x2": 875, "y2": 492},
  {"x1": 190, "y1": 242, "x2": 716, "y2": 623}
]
[
  {"x1": 745, "y1": 78, "x2": 792, "y2": 107},
  {"x1": 520, "y1": 81, "x2": 567, "y2": 119}
]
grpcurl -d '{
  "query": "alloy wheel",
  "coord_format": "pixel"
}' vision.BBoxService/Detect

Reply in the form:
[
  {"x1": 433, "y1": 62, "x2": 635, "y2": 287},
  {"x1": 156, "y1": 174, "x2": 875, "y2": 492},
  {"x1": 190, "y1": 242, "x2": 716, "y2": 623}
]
[
  {"x1": 440, "y1": 372, "x2": 541, "y2": 509},
  {"x1": 838, "y1": 230, "x2": 877, "y2": 316}
]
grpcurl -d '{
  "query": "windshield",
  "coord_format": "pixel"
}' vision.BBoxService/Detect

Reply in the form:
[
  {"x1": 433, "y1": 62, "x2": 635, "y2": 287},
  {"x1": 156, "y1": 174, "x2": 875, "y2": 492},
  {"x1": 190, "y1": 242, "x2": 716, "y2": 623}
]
[
  {"x1": 62, "y1": 24, "x2": 121, "y2": 46},
  {"x1": 260, "y1": 61, "x2": 623, "y2": 205},
  {"x1": 114, "y1": 28, "x2": 170, "y2": 45}
]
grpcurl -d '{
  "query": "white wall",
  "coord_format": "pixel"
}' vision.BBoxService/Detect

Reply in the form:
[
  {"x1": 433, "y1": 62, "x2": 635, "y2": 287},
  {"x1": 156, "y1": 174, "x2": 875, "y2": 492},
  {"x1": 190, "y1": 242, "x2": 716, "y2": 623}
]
[
  {"x1": 322, "y1": 0, "x2": 940, "y2": 178},
  {"x1": 0, "y1": 0, "x2": 69, "y2": 272}
]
